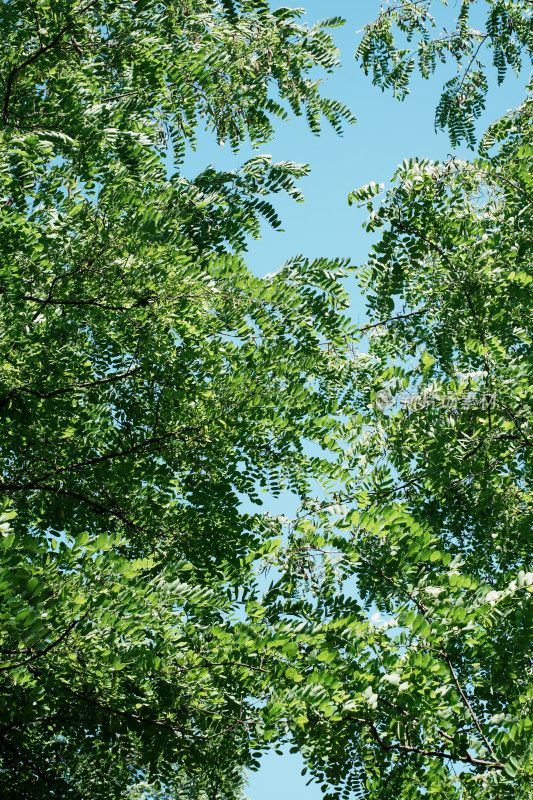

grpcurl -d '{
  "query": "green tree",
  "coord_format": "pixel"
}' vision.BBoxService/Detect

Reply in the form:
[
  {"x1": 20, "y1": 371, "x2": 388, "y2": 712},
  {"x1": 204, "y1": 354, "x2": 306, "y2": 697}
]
[
  {"x1": 356, "y1": 0, "x2": 533, "y2": 147},
  {"x1": 1, "y1": 1, "x2": 532, "y2": 799},
  {"x1": 264, "y1": 10, "x2": 533, "y2": 795},
  {"x1": 282, "y1": 89, "x2": 533, "y2": 799},
  {"x1": 271, "y1": 20, "x2": 533, "y2": 800},
  {"x1": 0, "y1": 1, "x2": 356, "y2": 796}
]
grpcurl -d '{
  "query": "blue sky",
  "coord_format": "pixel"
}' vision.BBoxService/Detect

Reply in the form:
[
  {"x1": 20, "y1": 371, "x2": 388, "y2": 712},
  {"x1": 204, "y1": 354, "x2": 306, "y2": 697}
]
[
  {"x1": 179, "y1": 2, "x2": 529, "y2": 797},
  {"x1": 182, "y1": 1, "x2": 528, "y2": 330}
]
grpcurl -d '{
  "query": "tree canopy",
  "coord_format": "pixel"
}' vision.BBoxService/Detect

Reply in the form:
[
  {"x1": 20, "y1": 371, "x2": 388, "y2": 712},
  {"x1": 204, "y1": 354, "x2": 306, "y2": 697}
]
[
  {"x1": 0, "y1": 1, "x2": 532, "y2": 799},
  {"x1": 356, "y1": 0, "x2": 533, "y2": 147}
]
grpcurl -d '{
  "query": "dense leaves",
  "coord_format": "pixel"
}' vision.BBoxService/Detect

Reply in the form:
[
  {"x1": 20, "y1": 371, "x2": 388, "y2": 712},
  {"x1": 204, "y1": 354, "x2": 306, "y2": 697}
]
[
  {"x1": 304, "y1": 86, "x2": 533, "y2": 796},
  {"x1": 0, "y1": 1, "x2": 532, "y2": 799},
  {"x1": 0, "y1": 1, "x2": 357, "y2": 796}
]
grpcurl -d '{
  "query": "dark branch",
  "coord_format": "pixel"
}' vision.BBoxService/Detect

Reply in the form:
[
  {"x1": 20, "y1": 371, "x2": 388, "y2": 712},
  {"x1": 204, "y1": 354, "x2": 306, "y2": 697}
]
[
  {"x1": 349, "y1": 716, "x2": 503, "y2": 770},
  {"x1": 2, "y1": 0, "x2": 98, "y2": 123},
  {"x1": 0, "y1": 613, "x2": 87, "y2": 672}
]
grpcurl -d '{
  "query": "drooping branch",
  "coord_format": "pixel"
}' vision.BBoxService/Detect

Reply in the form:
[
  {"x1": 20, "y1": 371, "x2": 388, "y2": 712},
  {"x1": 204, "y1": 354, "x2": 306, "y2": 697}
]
[{"x1": 349, "y1": 715, "x2": 503, "y2": 770}]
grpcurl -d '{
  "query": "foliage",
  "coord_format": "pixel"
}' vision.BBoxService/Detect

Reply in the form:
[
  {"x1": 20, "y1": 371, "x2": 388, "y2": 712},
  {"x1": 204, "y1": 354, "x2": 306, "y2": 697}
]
[
  {"x1": 0, "y1": 507, "x2": 250, "y2": 798},
  {"x1": 1, "y1": 0, "x2": 532, "y2": 799},
  {"x1": 0, "y1": 0, "x2": 356, "y2": 797},
  {"x1": 298, "y1": 86, "x2": 533, "y2": 797},
  {"x1": 356, "y1": 0, "x2": 533, "y2": 147}
]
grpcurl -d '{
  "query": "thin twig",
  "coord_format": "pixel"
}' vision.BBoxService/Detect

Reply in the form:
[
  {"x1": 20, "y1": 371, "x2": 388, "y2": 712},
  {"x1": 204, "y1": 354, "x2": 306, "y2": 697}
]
[
  {"x1": 2, "y1": 0, "x2": 98, "y2": 123},
  {"x1": 359, "y1": 308, "x2": 429, "y2": 332},
  {"x1": 348, "y1": 715, "x2": 503, "y2": 769},
  {"x1": 0, "y1": 613, "x2": 88, "y2": 672}
]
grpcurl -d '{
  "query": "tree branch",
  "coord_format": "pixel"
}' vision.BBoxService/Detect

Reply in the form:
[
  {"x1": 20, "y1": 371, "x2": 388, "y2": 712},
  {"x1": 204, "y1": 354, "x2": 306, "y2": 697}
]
[
  {"x1": 2, "y1": 0, "x2": 98, "y2": 123},
  {"x1": 359, "y1": 308, "x2": 429, "y2": 332},
  {"x1": 6, "y1": 366, "x2": 142, "y2": 402},
  {"x1": 349, "y1": 715, "x2": 503, "y2": 769},
  {"x1": 178, "y1": 660, "x2": 269, "y2": 674},
  {"x1": 0, "y1": 613, "x2": 88, "y2": 672},
  {"x1": 440, "y1": 652, "x2": 497, "y2": 759},
  {"x1": 0, "y1": 735, "x2": 53, "y2": 785}
]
